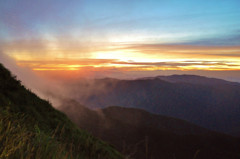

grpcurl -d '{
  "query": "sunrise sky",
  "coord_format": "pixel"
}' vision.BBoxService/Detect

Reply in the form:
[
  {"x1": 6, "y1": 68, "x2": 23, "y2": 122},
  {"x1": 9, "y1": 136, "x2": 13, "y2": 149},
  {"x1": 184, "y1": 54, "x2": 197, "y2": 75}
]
[{"x1": 0, "y1": 0, "x2": 240, "y2": 80}]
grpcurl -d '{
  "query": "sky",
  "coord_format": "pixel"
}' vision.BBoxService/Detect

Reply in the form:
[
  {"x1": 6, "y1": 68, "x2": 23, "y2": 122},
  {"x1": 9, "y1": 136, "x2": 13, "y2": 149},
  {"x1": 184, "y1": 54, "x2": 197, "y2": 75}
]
[{"x1": 0, "y1": 0, "x2": 240, "y2": 80}]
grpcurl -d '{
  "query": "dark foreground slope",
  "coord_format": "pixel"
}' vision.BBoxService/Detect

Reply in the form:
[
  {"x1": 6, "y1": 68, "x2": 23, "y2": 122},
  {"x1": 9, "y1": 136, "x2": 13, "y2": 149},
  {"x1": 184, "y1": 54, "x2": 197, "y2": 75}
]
[
  {"x1": 59, "y1": 100, "x2": 240, "y2": 159},
  {"x1": 66, "y1": 76, "x2": 240, "y2": 136},
  {"x1": 0, "y1": 63, "x2": 123, "y2": 159}
]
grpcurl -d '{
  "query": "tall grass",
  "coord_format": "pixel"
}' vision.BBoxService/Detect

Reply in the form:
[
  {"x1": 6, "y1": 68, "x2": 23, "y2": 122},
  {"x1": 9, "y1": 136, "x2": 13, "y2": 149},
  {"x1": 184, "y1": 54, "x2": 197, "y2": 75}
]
[
  {"x1": 0, "y1": 108, "x2": 76, "y2": 159},
  {"x1": 0, "y1": 107, "x2": 122, "y2": 159}
]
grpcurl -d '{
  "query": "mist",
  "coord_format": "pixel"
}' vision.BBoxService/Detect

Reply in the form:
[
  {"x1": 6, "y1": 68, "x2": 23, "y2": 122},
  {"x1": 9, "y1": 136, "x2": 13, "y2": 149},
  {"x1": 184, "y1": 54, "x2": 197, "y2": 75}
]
[
  {"x1": 0, "y1": 51, "x2": 117, "y2": 109},
  {"x1": 0, "y1": 51, "x2": 67, "y2": 106},
  {"x1": 1, "y1": 50, "x2": 240, "y2": 111}
]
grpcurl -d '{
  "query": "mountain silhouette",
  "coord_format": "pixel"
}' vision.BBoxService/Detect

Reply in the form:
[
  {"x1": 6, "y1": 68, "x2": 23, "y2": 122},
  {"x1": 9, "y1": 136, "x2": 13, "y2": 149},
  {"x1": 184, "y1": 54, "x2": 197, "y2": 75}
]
[
  {"x1": 67, "y1": 75, "x2": 240, "y2": 136},
  {"x1": 59, "y1": 100, "x2": 240, "y2": 159}
]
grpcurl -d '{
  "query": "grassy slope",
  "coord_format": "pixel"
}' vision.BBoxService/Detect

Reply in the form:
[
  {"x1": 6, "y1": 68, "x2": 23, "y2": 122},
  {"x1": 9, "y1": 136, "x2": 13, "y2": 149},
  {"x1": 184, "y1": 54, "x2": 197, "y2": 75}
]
[{"x1": 0, "y1": 63, "x2": 123, "y2": 159}]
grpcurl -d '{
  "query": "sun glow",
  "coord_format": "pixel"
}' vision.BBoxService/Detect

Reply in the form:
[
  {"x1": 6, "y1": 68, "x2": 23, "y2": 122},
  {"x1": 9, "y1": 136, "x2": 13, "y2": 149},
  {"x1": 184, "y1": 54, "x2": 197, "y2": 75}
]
[
  {"x1": 93, "y1": 50, "x2": 172, "y2": 63},
  {"x1": 5, "y1": 41, "x2": 240, "y2": 73}
]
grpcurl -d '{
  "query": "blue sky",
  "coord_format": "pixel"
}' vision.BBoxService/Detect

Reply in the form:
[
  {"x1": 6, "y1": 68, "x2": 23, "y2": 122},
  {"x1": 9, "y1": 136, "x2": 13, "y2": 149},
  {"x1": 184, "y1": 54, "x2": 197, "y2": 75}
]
[{"x1": 0, "y1": 0, "x2": 239, "y2": 44}]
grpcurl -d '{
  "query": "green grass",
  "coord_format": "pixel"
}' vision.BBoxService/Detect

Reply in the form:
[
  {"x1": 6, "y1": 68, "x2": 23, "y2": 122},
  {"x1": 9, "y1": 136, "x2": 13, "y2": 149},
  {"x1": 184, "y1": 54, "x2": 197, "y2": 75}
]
[
  {"x1": 0, "y1": 63, "x2": 123, "y2": 159},
  {"x1": 0, "y1": 108, "x2": 70, "y2": 159}
]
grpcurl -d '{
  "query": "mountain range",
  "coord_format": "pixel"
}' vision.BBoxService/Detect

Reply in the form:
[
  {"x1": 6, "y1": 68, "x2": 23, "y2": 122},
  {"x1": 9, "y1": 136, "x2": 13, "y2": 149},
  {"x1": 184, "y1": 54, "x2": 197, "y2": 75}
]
[
  {"x1": 63, "y1": 75, "x2": 240, "y2": 136},
  {"x1": 59, "y1": 99, "x2": 240, "y2": 159}
]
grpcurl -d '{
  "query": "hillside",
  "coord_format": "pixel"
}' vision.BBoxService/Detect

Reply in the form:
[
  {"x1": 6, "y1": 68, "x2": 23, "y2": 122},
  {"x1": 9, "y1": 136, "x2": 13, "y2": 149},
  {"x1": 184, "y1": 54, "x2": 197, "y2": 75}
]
[
  {"x1": 63, "y1": 76, "x2": 240, "y2": 136},
  {"x1": 59, "y1": 100, "x2": 240, "y2": 159},
  {"x1": 0, "y1": 63, "x2": 123, "y2": 159}
]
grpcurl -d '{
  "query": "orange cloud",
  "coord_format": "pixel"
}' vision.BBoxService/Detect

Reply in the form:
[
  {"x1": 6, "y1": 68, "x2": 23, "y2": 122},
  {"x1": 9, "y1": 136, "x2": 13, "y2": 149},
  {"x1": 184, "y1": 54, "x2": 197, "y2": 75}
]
[{"x1": 2, "y1": 37, "x2": 240, "y2": 75}]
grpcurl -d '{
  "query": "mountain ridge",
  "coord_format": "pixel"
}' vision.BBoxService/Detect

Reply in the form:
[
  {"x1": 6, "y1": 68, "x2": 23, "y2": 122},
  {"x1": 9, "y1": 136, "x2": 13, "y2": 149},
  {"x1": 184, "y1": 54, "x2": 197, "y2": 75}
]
[
  {"x1": 59, "y1": 99, "x2": 240, "y2": 159},
  {"x1": 62, "y1": 74, "x2": 240, "y2": 136}
]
